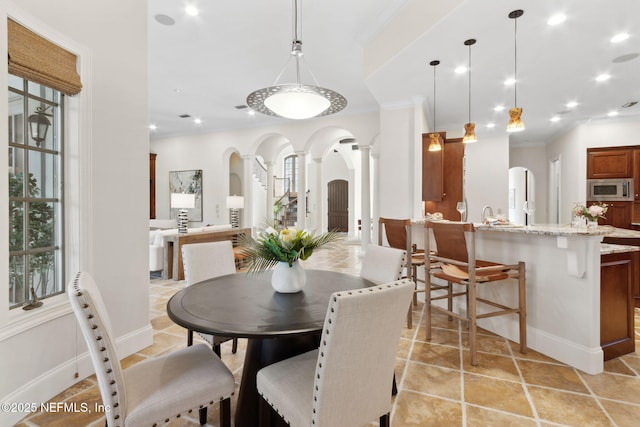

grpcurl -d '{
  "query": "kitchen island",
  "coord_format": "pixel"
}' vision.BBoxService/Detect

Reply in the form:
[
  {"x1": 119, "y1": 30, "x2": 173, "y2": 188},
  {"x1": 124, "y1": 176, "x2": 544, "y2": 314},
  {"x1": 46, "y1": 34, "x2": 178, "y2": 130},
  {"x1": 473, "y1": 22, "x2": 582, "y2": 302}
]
[{"x1": 422, "y1": 223, "x2": 636, "y2": 375}]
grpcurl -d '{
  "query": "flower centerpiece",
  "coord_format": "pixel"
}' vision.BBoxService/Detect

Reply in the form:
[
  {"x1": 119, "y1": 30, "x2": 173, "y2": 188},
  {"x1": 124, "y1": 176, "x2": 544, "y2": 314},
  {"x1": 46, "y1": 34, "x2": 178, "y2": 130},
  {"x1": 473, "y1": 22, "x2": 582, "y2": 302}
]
[
  {"x1": 241, "y1": 226, "x2": 341, "y2": 293},
  {"x1": 573, "y1": 202, "x2": 607, "y2": 228}
]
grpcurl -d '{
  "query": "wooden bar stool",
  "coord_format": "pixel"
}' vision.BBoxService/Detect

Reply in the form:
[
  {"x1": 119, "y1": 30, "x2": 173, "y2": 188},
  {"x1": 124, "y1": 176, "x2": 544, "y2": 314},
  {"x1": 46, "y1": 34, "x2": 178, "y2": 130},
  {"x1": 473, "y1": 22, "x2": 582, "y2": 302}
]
[
  {"x1": 378, "y1": 217, "x2": 425, "y2": 328},
  {"x1": 424, "y1": 221, "x2": 527, "y2": 365}
]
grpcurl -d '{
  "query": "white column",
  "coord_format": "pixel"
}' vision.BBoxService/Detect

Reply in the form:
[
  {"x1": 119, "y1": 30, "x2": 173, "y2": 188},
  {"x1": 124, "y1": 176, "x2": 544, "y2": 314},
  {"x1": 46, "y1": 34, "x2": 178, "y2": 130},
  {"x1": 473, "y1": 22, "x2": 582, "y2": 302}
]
[
  {"x1": 313, "y1": 157, "x2": 323, "y2": 232},
  {"x1": 242, "y1": 155, "x2": 254, "y2": 228},
  {"x1": 360, "y1": 144, "x2": 372, "y2": 250},
  {"x1": 372, "y1": 151, "x2": 380, "y2": 245},
  {"x1": 265, "y1": 161, "x2": 274, "y2": 227},
  {"x1": 296, "y1": 151, "x2": 307, "y2": 230}
]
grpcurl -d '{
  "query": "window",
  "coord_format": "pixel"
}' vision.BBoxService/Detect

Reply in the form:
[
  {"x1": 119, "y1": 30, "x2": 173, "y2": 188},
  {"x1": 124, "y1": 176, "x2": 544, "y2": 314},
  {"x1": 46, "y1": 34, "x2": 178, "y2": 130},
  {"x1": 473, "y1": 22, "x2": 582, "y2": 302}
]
[
  {"x1": 284, "y1": 154, "x2": 298, "y2": 193},
  {"x1": 8, "y1": 74, "x2": 64, "y2": 309}
]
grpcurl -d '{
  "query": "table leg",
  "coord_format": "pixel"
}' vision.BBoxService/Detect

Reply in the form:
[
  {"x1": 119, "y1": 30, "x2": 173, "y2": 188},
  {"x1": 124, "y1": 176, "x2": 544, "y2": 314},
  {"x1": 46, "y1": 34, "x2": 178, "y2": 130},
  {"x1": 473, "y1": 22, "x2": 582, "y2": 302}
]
[{"x1": 235, "y1": 334, "x2": 319, "y2": 427}]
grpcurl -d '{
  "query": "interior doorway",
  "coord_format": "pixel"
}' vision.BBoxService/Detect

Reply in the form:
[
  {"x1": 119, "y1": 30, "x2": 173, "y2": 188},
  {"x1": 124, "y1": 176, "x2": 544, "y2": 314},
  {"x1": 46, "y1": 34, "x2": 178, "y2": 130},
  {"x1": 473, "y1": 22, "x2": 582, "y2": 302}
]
[
  {"x1": 508, "y1": 167, "x2": 535, "y2": 225},
  {"x1": 327, "y1": 179, "x2": 348, "y2": 232}
]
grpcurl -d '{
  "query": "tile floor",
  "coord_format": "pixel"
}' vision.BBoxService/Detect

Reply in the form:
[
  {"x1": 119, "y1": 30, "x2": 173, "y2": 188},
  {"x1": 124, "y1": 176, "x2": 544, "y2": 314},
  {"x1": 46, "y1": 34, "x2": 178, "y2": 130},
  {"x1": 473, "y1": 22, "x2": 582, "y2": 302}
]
[{"x1": 17, "y1": 239, "x2": 640, "y2": 426}]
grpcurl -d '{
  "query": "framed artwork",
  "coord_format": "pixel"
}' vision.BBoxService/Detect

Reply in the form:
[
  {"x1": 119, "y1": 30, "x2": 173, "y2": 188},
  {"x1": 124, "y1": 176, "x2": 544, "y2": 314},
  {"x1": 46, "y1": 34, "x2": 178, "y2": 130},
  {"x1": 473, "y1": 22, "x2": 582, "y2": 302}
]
[{"x1": 169, "y1": 169, "x2": 203, "y2": 222}]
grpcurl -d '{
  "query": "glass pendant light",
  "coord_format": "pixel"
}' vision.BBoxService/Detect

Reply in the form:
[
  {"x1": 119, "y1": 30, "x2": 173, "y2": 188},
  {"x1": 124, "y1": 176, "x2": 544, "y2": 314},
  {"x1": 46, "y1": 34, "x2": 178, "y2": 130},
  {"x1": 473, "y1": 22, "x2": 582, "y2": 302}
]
[
  {"x1": 246, "y1": 0, "x2": 347, "y2": 119},
  {"x1": 428, "y1": 60, "x2": 442, "y2": 152},
  {"x1": 462, "y1": 39, "x2": 477, "y2": 143},
  {"x1": 507, "y1": 9, "x2": 525, "y2": 132}
]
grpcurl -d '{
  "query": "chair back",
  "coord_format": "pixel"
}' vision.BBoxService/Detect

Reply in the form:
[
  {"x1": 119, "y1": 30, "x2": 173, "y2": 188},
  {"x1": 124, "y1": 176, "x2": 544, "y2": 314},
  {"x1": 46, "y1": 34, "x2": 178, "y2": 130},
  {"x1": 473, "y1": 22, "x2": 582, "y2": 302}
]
[
  {"x1": 378, "y1": 217, "x2": 411, "y2": 252},
  {"x1": 360, "y1": 244, "x2": 406, "y2": 285},
  {"x1": 182, "y1": 240, "x2": 236, "y2": 286},
  {"x1": 68, "y1": 272, "x2": 127, "y2": 426},
  {"x1": 312, "y1": 279, "x2": 414, "y2": 426},
  {"x1": 426, "y1": 221, "x2": 475, "y2": 264}
]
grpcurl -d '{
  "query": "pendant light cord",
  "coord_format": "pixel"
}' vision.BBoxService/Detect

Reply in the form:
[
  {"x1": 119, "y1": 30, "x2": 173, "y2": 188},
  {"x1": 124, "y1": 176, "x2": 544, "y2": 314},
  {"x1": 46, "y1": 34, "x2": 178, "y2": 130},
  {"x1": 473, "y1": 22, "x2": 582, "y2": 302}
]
[
  {"x1": 433, "y1": 64, "x2": 437, "y2": 130},
  {"x1": 514, "y1": 16, "x2": 518, "y2": 108},
  {"x1": 468, "y1": 44, "x2": 471, "y2": 123}
]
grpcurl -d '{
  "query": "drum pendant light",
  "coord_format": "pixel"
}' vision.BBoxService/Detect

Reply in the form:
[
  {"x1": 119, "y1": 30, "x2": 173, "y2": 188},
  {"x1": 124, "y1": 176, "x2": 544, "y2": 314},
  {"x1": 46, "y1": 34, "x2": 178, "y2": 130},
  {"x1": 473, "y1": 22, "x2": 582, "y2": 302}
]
[
  {"x1": 462, "y1": 39, "x2": 478, "y2": 143},
  {"x1": 428, "y1": 60, "x2": 442, "y2": 152},
  {"x1": 507, "y1": 9, "x2": 525, "y2": 132}
]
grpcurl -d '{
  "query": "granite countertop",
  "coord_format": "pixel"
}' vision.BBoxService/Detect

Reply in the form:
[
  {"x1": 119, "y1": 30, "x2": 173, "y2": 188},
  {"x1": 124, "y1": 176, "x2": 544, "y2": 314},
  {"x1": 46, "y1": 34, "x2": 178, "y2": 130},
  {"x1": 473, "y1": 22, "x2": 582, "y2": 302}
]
[
  {"x1": 601, "y1": 243, "x2": 640, "y2": 255},
  {"x1": 605, "y1": 227, "x2": 640, "y2": 238},
  {"x1": 473, "y1": 223, "x2": 612, "y2": 236}
]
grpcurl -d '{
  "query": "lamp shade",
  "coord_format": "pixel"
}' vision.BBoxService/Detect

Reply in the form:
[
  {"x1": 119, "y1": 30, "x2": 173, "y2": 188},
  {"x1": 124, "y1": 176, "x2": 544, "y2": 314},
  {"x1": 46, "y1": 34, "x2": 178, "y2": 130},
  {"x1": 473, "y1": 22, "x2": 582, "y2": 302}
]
[
  {"x1": 226, "y1": 195, "x2": 245, "y2": 209},
  {"x1": 171, "y1": 193, "x2": 196, "y2": 209}
]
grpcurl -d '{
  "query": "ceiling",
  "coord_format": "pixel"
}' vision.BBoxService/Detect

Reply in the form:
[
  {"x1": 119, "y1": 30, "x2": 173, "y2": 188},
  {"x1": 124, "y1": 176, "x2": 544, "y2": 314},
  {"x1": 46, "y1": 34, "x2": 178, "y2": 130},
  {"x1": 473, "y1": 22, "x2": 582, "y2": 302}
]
[{"x1": 149, "y1": 0, "x2": 640, "y2": 145}]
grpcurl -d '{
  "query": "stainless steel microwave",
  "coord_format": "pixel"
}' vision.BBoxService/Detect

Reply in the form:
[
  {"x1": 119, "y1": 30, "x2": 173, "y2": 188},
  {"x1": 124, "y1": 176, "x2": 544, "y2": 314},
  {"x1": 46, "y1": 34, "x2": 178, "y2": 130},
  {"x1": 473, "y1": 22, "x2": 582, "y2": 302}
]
[{"x1": 587, "y1": 179, "x2": 634, "y2": 201}]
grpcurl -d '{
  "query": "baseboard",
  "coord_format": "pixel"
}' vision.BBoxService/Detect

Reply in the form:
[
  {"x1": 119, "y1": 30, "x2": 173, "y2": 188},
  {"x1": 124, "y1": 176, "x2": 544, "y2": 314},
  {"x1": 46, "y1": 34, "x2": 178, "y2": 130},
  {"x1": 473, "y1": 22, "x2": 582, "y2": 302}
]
[{"x1": 0, "y1": 323, "x2": 153, "y2": 426}]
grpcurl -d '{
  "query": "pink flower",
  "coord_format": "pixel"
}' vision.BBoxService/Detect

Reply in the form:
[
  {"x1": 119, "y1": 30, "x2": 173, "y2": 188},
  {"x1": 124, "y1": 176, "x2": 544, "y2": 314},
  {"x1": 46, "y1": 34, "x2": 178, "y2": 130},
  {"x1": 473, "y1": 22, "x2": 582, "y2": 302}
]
[{"x1": 587, "y1": 205, "x2": 604, "y2": 217}]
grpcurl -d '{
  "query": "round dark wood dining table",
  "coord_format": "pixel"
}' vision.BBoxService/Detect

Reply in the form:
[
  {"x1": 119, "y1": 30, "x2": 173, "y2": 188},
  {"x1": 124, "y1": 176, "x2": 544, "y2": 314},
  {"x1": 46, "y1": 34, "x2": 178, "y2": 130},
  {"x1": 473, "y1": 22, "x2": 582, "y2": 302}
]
[{"x1": 167, "y1": 269, "x2": 374, "y2": 427}]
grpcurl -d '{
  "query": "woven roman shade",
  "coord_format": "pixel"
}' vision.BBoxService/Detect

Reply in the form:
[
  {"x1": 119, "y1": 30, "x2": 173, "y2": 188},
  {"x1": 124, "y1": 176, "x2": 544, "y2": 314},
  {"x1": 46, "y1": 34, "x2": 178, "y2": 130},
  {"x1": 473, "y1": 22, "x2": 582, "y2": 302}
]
[{"x1": 8, "y1": 19, "x2": 82, "y2": 95}]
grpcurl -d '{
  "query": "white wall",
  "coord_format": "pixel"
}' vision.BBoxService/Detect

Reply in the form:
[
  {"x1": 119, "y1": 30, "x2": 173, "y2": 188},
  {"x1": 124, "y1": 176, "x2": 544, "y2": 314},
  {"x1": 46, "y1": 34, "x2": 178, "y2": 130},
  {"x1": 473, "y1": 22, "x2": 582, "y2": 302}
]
[
  {"x1": 151, "y1": 113, "x2": 379, "y2": 233},
  {"x1": 546, "y1": 116, "x2": 640, "y2": 224},
  {"x1": 464, "y1": 134, "x2": 510, "y2": 223},
  {"x1": 0, "y1": 1, "x2": 150, "y2": 424}
]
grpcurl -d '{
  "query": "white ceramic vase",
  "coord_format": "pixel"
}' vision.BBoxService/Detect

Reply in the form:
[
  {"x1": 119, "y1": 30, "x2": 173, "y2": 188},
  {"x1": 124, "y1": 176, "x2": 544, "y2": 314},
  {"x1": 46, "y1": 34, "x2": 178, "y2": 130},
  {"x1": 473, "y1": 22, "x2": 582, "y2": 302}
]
[{"x1": 271, "y1": 261, "x2": 306, "y2": 293}]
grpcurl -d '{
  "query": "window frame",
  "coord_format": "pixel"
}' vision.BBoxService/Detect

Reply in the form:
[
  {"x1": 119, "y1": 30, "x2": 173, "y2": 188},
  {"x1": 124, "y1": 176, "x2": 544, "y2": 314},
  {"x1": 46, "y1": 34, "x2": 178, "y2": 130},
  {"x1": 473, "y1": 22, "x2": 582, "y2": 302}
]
[{"x1": 8, "y1": 76, "x2": 65, "y2": 309}]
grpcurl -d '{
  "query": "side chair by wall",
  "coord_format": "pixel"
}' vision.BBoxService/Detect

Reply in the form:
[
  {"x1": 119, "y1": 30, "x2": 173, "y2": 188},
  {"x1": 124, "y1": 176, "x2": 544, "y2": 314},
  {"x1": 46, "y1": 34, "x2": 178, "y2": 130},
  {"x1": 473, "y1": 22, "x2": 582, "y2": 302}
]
[
  {"x1": 256, "y1": 279, "x2": 414, "y2": 427},
  {"x1": 68, "y1": 271, "x2": 235, "y2": 426}
]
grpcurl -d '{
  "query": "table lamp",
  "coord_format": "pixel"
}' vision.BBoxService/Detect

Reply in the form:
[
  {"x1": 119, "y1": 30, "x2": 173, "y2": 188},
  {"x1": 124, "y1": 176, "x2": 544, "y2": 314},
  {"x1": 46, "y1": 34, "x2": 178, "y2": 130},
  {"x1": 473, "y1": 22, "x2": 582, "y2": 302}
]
[
  {"x1": 226, "y1": 195, "x2": 244, "y2": 228},
  {"x1": 171, "y1": 193, "x2": 196, "y2": 233}
]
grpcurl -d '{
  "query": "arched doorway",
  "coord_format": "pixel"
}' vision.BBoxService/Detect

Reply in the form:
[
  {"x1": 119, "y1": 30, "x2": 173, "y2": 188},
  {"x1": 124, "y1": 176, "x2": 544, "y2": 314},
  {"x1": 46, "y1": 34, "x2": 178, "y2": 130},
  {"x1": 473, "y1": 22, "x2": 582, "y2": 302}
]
[{"x1": 327, "y1": 179, "x2": 348, "y2": 232}]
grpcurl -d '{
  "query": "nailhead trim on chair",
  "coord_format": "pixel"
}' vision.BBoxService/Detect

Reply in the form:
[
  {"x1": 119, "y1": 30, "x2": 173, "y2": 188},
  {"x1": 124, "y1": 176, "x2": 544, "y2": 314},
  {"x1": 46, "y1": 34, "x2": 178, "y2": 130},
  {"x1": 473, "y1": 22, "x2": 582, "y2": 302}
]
[{"x1": 71, "y1": 275, "x2": 125, "y2": 427}]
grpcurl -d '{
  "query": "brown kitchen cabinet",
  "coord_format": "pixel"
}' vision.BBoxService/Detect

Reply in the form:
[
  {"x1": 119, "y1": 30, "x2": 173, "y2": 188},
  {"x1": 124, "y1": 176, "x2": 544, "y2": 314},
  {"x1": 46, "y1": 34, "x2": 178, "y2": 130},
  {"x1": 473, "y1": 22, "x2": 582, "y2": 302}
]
[
  {"x1": 422, "y1": 133, "x2": 464, "y2": 221},
  {"x1": 603, "y1": 236, "x2": 640, "y2": 307},
  {"x1": 422, "y1": 132, "x2": 444, "y2": 202},
  {"x1": 587, "y1": 148, "x2": 633, "y2": 179},
  {"x1": 600, "y1": 250, "x2": 636, "y2": 360},
  {"x1": 589, "y1": 201, "x2": 632, "y2": 229},
  {"x1": 634, "y1": 149, "x2": 640, "y2": 200}
]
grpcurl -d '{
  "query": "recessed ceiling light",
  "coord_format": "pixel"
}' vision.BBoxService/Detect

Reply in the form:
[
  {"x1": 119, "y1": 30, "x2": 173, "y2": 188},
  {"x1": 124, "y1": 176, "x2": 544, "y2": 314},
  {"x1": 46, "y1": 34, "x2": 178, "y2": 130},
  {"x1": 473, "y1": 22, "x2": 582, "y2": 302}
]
[
  {"x1": 612, "y1": 53, "x2": 639, "y2": 63},
  {"x1": 607, "y1": 111, "x2": 619, "y2": 117},
  {"x1": 174, "y1": 89, "x2": 182, "y2": 93},
  {"x1": 486, "y1": 123, "x2": 495, "y2": 128},
  {"x1": 566, "y1": 101, "x2": 578, "y2": 108},
  {"x1": 247, "y1": 110, "x2": 256, "y2": 116},
  {"x1": 550, "y1": 116, "x2": 561, "y2": 122},
  {"x1": 193, "y1": 118, "x2": 202, "y2": 125},
  {"x1": 154, "y1": 14, "x2": 175, "y2": 26},
  {"x1": 454, "y1": 66, "x2": 467, "y2": 74},
  {"x1": 504, "y1": 78, "x2": 516, "y2": 86},
  {"x1": 185, "y1": 5, "x2": 199, "y2": 16},
  {"x1": 149, "y1": 124, "x2": 157, "y2": 130},
  {"x1": 611, "y1": 33, "x2": 629, "y2": 43},
  {"x1": 547, "y1": 14, "x2": 566, "y2": 26},
  {"x1": 595, "y1": 74, "x2": 611, "y2": 82},
  {"x1": 493, "y1": 105, "x2": 505, "y2": 112}
]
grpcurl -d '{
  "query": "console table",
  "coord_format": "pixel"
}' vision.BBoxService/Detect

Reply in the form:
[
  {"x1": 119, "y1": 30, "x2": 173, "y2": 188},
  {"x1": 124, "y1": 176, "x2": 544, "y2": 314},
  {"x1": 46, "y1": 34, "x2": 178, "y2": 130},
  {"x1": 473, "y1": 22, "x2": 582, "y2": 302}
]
[{"x1": 162, "y1": 227, "x2": 251, "y2": 280}]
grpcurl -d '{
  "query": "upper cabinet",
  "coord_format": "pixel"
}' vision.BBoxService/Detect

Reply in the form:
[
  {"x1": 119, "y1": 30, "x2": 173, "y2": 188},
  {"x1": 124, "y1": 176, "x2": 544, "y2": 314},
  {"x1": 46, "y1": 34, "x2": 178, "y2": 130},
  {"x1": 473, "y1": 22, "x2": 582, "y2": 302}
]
[
  {"x1": 422, "y1": 133, "x2": 464, "y2": 220},
  {"x1": 587, "y1": 148, "x2": 633, "y2": 179},
  {"x1": 422, "y1": 132, "x2": 445, "y2": 201}
]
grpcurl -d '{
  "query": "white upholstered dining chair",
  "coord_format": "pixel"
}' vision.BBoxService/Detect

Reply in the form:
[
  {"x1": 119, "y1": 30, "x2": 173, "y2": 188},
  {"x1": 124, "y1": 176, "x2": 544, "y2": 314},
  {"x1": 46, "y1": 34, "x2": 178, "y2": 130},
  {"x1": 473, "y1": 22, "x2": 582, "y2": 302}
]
[
  {"x1": 182, "y1": 240, "x2": 238, "y2": 355},
  {"x1": 256, "y1": 279, "x2": 414, "y2": 427},
  {"x1": 360, "y1": 244, "x2": 406, "y2": 285},
  {"x1": 68, "y1": 271, "x2": 235, "y2": 427}
]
